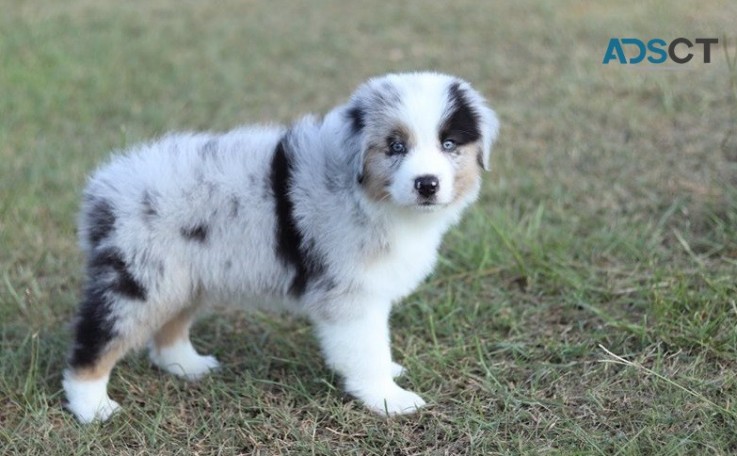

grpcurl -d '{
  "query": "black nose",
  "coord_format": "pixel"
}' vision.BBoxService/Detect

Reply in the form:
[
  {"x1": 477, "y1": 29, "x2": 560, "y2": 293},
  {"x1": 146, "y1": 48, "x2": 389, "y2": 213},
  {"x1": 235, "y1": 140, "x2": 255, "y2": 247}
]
[{"x1": 414, "y1": 175, "x2": 440, "y2": 198}]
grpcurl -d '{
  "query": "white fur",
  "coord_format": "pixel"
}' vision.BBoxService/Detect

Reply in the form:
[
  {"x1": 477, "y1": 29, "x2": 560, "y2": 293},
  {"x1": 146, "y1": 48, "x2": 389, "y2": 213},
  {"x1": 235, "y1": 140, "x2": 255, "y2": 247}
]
[
  {"x1": 64, "y1": 72, "x2": 499, "y2": 421},
  {"x1": 314, "y1": 299, "x2": 426, "y2": 415},
  {"x1": 390, "y1": 146, "x2": 456, "y2": 206},
  {"x1": 62, "y1": 371, "x2": 120, "y2": 423},
  {"x1": 149, "y1": 339, "x2": 220, "y2": 380}
]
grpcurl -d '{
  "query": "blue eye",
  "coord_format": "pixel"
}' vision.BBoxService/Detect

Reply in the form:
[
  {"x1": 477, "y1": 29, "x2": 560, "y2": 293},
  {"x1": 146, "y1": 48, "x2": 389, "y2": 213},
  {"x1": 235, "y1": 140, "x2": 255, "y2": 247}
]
[
  {"x1": 442, "y1": 139, "x2": 457, "y2": 152},
  {"x1": 389, "y1": 141, "x2": 407, "y2": 154}
]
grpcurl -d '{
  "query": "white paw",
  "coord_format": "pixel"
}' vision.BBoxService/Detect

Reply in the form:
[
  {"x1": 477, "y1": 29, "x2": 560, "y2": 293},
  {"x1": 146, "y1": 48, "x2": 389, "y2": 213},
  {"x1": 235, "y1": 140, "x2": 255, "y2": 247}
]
[
  {"x1": 350, "y1": 381, "x2": 426, "y2": 416},
  {"x1": 70, "y1": 396, "x2": 121, "y2": 423},
  {"x1": 149, "y1": 340, "x2": 220, "y2": 380},
  {"x1": 390, "y1": 361, "x2": 406, "y2": 378},
  {"x1": 62, "y1": 371, "x2": 121, "y2": 423}
]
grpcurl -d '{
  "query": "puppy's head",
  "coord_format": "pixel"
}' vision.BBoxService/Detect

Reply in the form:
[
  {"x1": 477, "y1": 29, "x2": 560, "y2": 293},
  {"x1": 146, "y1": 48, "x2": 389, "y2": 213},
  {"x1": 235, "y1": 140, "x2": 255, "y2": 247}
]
[{"x1": 345, "y1": 72, "x2": 499, "y2": 210}]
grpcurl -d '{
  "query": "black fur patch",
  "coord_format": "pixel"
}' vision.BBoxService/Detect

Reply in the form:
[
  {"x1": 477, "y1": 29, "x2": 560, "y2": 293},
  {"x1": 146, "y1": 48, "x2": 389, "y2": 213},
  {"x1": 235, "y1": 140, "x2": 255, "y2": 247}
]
[
  {"x1": 69, "y1": 281, "x2": 117, "y2": 368},
  {"x1": 87, "y1": 198, "x2": 116, "y2": 247},
  {"x1": 440, "y1": 82, "x2": 481, "y2": 146},
  {"x1": 89, "y1": 247, "x2": 147, "y2": 301},
  {"x1": 346, "y1": 106, "x2": 365, "y2": 135},
  {"x1": 70, "y1": 244, "x2": 151, "y2": 367},
  {"x1": 270, "y1": 136, "x2": 325, "y2": 296},
  {"x1": 347, "y1": 83, "x2": 402, "y2": 137},
  {"x1": 180, "y1": 224, "x2": 208, "y2": 243}
]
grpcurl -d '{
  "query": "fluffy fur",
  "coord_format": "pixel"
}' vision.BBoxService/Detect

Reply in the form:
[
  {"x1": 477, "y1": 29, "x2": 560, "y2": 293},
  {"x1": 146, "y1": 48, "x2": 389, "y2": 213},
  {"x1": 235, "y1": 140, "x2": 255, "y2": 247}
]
[{"x1": 63, "y1": 72, "x2": 499, "y2": 422}]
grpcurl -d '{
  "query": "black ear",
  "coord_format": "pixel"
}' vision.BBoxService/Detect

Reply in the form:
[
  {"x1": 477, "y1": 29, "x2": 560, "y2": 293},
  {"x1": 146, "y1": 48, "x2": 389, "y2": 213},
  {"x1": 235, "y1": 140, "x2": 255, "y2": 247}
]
[
  {"x1": 346, "y1": 105, "x2": 365, "y2": 136},
  {"x1": 447, "y1": 80, "x2": 499, "y2": 171},
  {"x1": 345, "y1": 104, "x2": 367, "y2": 183},
  {"x1": 443, "y1": 82, "x2": 482, "y2": 146},
  {"x1": 477, "y1": 103, "x2": 499, "y2": 171}
]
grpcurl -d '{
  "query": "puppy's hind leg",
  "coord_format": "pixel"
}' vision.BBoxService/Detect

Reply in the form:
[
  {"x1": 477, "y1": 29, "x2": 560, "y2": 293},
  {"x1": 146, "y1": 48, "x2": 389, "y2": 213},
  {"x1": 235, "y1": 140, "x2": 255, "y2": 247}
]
[
  {"x1": 63, "y1": 343, "x2": 127, "y2": 424},
  {"x1": 64, "y1": 246, "x2": 190, "y2": 422},
  {"x1": 64, "y1": 284, "x2": 138, "y2": 423},
  {"x1": 148, "y1": 305, "x2": 220, "y2": 381}
]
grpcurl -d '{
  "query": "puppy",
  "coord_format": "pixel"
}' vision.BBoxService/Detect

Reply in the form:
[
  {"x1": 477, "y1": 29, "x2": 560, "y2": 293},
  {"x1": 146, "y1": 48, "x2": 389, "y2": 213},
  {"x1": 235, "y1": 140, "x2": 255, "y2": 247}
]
[{"x1": 63, "y1": 72, "x2": 499, "y2": 422}]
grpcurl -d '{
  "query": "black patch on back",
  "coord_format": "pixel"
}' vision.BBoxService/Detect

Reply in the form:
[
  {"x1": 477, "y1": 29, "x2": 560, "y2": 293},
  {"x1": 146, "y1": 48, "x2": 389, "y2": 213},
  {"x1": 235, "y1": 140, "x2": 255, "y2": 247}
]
[
  {"x1": 180, "y1": 224, "x2": 209, "y2": 243},
  {"x1": 87, "y1": 198, "x2": 116, "y2": 247},
  {"x1": 270, "y1": 136, "x2": 325, "y2": 296},
  {"x1": 89, "y1": 247, "x2": 148, "y2": 301},
  {"x1": 440, "y1": 82, "x2": 481, "y2": 146},
  {"x1": 346, "y1": 106, "x2": 365, "y2": 135}
]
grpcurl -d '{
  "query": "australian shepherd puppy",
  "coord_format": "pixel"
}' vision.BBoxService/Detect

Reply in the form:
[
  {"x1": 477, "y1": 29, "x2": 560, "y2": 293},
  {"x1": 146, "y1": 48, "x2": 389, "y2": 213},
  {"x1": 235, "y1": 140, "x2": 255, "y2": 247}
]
[{"x1": 63, "y1": 72, "x2": 499, "y2": 422}]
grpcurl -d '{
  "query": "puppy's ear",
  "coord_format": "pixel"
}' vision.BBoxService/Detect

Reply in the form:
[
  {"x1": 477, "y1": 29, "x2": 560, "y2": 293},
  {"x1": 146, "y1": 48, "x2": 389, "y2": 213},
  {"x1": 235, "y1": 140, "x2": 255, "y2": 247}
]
[
  {"x1": 455, "y1": 81, "x2": 499, "y2": 172},
  {"x1": 344, "y1": 103, "x2": 367, "y2": 182},
  {"x1": 447, "y1": 80, "x2": 499, "y2": 172},
  {"x1": 476, "y1": 102, "x2": 500, "y2": 171}
]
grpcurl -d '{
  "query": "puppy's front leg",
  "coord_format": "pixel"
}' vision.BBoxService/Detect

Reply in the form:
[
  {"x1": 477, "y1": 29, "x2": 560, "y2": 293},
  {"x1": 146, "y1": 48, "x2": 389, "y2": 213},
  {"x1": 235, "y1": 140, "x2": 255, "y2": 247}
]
[{"x1": 313, "y1": 301, "x2": 426, "y2": 416}]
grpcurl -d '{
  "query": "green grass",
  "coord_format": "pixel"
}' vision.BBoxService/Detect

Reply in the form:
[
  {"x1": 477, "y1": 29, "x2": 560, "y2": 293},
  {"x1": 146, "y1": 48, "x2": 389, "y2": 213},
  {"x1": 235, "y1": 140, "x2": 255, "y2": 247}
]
[{"x1": 1, "y1": 0, "x2": 736, "y2": 454}]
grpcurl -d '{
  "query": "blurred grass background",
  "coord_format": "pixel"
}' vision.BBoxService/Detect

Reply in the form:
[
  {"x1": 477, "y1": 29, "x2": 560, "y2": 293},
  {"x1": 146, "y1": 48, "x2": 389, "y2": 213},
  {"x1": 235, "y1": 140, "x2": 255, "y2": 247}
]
[{"x1": 1, "y1": 0, "x2": 736, "y2": 454}]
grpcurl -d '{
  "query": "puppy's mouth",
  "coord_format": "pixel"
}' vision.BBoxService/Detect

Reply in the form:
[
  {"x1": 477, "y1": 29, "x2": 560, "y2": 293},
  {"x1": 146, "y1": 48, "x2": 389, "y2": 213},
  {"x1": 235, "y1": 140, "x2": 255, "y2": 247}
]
[{"x1": 414, "y1": 200, "x2": 444, "y2": 211}]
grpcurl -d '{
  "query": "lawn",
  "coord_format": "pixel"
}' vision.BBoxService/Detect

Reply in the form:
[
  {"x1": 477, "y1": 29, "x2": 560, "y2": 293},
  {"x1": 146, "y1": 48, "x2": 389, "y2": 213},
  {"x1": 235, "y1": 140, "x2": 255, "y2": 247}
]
[{"x1": 1, "y1": 0, "x2": 736, "y2": 454}]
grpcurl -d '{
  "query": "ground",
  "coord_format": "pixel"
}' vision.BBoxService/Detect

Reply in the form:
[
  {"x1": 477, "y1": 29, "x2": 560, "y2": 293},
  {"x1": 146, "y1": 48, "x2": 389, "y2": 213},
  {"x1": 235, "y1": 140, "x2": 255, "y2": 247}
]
[{"x1": 1, "y1": 0, "x2": 736, "y2": 454}]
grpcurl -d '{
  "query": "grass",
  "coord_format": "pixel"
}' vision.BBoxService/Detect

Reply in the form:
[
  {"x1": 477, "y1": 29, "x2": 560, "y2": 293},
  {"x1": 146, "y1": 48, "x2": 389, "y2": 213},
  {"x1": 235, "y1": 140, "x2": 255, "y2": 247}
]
[{"x1": 1, "y1": 0, "x2": 736, "y2": 454}]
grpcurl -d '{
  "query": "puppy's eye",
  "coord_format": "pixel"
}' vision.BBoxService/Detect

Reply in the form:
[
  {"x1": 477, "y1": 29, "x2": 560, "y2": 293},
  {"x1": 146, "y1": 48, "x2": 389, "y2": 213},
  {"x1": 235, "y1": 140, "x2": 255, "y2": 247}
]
[
  {"x1": 441, "y1": 139, "x2": 457, "y2": 152},
  {"x1": 389, "y1": 141, "x2": 407, "y2": 155}
]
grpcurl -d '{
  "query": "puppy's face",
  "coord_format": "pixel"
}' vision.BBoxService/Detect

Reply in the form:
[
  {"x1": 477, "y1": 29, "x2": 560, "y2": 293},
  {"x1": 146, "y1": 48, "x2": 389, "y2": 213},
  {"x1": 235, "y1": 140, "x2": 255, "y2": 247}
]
[{"x1": 347, "y1": 73, "x2": 499, "y2": 210}]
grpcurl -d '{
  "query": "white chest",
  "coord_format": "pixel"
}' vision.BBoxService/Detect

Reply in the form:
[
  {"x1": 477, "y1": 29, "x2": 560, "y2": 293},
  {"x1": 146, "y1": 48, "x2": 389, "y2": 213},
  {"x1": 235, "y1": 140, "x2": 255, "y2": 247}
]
[{"x1": 360, "y1": 222, "x2": 444, "y2": 302}]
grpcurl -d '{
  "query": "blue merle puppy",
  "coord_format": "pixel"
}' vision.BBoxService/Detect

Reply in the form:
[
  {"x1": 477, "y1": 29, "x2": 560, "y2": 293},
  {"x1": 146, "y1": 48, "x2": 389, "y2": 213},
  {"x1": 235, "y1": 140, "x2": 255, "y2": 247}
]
[{"x1": 63, "y1": 72, "x2": 500, "y2": 422}]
